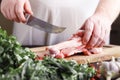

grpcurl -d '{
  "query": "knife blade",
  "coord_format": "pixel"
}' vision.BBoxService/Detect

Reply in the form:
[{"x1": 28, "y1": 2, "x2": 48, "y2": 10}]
[{"x1": 25, "y1": 14, "x2": 66, "y2": 33}]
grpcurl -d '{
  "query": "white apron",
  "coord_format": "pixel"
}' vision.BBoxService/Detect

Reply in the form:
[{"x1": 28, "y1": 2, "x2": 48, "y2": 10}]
[{"x1": 13, "y1": 0, "x2": 100, "y2": 46}]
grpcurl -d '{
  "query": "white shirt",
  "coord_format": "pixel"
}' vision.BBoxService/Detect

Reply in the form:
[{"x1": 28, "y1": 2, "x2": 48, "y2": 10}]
[{"x1": 13, "y1": 0, "x2": 100, "y2": 46}]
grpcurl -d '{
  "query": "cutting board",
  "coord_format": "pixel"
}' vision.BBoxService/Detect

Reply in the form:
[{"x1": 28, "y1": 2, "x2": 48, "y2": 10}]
[{"x1": 30, "y1": 45, "x2": 120, "y2": 64}]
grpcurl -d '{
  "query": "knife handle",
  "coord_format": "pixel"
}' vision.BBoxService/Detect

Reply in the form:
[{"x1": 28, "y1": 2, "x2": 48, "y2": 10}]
[{"x1": 24, "y1": 13, "x2": 31, "y2": 24}]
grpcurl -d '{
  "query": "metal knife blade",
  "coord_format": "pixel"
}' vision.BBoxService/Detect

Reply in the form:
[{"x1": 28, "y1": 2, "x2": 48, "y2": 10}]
[{"x1": 25, "y1": 14, "x2": 66, "y2": 33}]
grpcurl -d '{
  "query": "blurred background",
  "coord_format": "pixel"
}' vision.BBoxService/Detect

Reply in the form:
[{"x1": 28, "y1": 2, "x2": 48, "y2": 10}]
[
  {"x1": 110, "y1": 14, "x2": 120, "y2": 45},
  {"x1": 0, "y1": 13, "x2": 13, "y2": 35},
  {"x1": 0, "y1": 13, "x2": 120, "y2": 45}
]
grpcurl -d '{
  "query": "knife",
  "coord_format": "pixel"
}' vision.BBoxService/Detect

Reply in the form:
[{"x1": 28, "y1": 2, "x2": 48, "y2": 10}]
[{"x1": 25, "y1": 14, "x2": 66, "y2": 33}]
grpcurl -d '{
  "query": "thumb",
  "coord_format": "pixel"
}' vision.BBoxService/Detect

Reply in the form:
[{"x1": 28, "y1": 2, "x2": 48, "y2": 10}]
[{"x1": 24, "y1": 0, "x2": 33, "y2": 15}]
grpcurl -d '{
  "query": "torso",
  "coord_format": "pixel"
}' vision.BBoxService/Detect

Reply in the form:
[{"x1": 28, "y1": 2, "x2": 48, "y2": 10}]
[{"x1": 13, "y1": 0, "x2": 99, "y2": 46}]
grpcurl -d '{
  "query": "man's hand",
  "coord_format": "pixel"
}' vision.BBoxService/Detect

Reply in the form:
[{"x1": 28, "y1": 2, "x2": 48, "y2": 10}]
[
  {"x1": 0, "y1": 0, "x2": 33, "y2": 23},
  {"x1": 81, "y1": 13, "x2": 111, "y2": 48},
  {"x1": 81, "y1": 0, "x2": 120, "y2": 48}
]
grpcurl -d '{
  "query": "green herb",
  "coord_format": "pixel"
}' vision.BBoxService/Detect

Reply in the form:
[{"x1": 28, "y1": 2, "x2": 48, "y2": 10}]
[
  {"x1": 0, "y1": 28, "x2": 35, "y2": 73},
  {"x1": 0, "y1": 28, "x2": 96, "y2": 80},
  {"x1": 0, "y1": 57, "x2": 96, "y2": 80}
]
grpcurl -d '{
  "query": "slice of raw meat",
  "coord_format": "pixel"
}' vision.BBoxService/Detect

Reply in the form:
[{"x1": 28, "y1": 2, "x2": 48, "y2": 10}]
[{"x1": 46, "y1": 30, "x2": 102, "y2": 58}]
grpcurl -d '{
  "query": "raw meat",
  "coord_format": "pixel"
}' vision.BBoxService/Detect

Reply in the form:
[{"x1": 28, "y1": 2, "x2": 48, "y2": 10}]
[{"x1": 46, "y1": 30, "x2": 102, "y2": 58}]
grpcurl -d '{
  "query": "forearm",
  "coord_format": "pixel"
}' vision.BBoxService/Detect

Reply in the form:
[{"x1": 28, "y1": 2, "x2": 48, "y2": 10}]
[{"x1": 94, "y1": 0, "x2": 120, "y2": 24}]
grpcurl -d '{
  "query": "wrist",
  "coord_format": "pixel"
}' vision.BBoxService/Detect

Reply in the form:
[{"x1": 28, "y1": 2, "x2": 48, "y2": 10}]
[
  {"x1": 94, "y1": 8, "x2": 115, "y2": 25},
  {"x1": 93, "y1": 12, "x2": 113, "y2": 26},
  {"x1": 94, "y1": 0, "x2": 120, "y2": 25}
]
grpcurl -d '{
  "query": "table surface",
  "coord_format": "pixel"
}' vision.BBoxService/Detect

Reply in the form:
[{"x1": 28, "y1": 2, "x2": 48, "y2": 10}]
[{"x1": 30, "y1": 45, "x2": 120, "y2": 64}]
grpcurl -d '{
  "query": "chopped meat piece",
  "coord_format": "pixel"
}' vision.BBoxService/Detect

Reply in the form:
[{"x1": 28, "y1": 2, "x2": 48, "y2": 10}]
[{"x1": 46, "y1": 30, "x2": 102, "y2": 58}]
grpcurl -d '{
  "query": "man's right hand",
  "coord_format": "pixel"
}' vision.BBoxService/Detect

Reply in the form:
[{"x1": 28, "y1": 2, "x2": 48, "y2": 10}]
[{"x1": 0, "y1": 0, "x2": 33, "y2": 23}]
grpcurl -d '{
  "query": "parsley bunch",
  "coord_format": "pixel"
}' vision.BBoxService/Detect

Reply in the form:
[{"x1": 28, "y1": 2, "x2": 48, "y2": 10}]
[
  {"x1": 0, "y1": 28, "x2": 96, "y2": 80},
  {"x1": 0, "y1": 28, "x2": 35, "y2": 74}
]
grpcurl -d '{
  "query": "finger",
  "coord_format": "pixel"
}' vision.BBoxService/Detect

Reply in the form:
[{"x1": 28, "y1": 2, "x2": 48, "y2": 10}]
[
  {"x1": 94, "y1": 26, "x2": 105, "y2": 47},
  {"x1": 13, "y1": 9, "x2": 20, "y2": 23},
  {"x1": 94, "y1": 38, "x2": 103, "y2": 47},
  {"x1": 15, "y1": 2, "x2": 26, "y2": 23},
  {"x1": 86, "y1": 23, "x2": 101, "y2": 48},
  {"x1": 5, "y1": 9, "x2": 13, "y2": 20},
  {"x1": 9, "y1": 6, "x2": 16, "y2": 21},
  {"x1": 0, "y1": 2, "x2": 8, "y2": 19},
  {"x1": 98, "y1": 29, "x2": 110, "y2": 47},
  {"x1": 90, "y1": 48, "x2": 102, "y2": 54},
  {"x1": 14, "y1": 14, "x2": 20, "y2": 22},
  {"x1": 9, "y1": 4, "x2": 19, "y2": 22},
  {"x1": 82, "y1": 49, "x2": 92, "y2": 55},
  {"x1": 7, "y1": 9, "x2": 13, "y2": 20},
  {"x1": 98, "y1": 41, "x2": 105, "y2": 47},
  {"x1": 82, "y1": 19, "x2": 94, "y2": 45},
  {"x1": 12, "y1": 5, "x2": 20, "y2": 22},
  {"x1": 24, "y1": 0, "x2": 33, "y2": 15},
  {"x1": 3, "y1": 5, "x2": 12, "y2": 20},
  {"x1": 1, "y1": 1, "x2": 14, "y2": 20}
]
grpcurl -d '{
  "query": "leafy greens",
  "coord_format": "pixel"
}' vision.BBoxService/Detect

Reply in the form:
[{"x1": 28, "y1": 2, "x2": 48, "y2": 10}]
[{"x1": 0, "y1": 28, "x2": 96, "y2": 80}]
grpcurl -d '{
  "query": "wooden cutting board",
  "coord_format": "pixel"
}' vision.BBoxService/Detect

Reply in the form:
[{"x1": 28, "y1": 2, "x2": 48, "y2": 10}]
[{"x1": 30, "y1": 45, "x2": 120, "y2": 64}]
